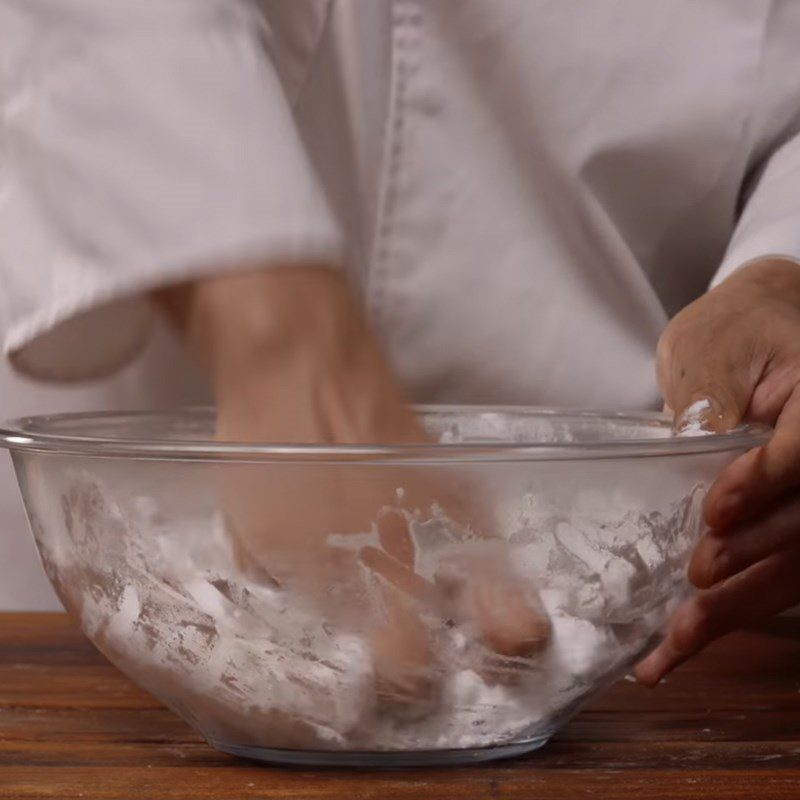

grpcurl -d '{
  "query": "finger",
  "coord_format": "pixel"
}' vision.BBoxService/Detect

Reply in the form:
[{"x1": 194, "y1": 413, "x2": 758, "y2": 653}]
[
  {"x1": 657, "y1": 323, "x2": 756, "y2": 435},
  {"x1": 467, "y1": 576, "x2": 551, "y2": 657},
  {"x1": 370, "y1": 586, "x2": 439, "y2": 718},
  {"x1": 376, "y1": 508, "x2": 415, "y2": 569},
  {"x1": 635, "y1": 546, "x2": 800, "y2": 685},
  {"x1": 690, "y1": 492, "x2": 800, "y2": 588},
  {"x1": 435, "y1": 546, "x2": 551, "y2": 658},
  {"x1": 705, "y1": 385, "x2": 800, "y2": 529},
  {"x1": 359, "y1": 545, "x2": 435, "y2": 603}
]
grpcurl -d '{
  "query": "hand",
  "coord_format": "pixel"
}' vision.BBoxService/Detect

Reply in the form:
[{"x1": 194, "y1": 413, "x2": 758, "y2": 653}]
[
  {"x1": 636, "y1": 257, "x2": 800, "y2": 685},
  {"x1": 156, "y1": 265, "x2": 549, "y2": 710}
]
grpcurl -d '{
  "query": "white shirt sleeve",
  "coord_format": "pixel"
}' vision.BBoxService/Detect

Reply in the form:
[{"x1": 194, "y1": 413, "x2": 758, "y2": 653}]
[
  {"x1": 713, "y1": 130, "x2": 800, "y2": 288},
  {"x1": 0, "y1": 0, "x2": 342, "y2": 381}
]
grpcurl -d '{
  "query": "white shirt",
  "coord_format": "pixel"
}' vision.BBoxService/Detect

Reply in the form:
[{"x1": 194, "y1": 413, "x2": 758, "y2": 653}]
[{"x1": 2, "y1": 0, "x2": 800, "y2": 606}]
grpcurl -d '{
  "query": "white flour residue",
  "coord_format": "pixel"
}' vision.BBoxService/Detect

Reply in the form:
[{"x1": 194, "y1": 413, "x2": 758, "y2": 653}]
[
  {"x1": 677, "y1": 399, "x2": 714, "y2": 437},
  {"x1": 32, "y1": 468, "x2": 705, "y2": 753}
]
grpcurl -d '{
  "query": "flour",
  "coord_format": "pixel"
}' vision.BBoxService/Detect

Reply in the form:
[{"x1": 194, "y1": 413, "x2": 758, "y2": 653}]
[
  {"x1": 32, "y1": 462, "x2": 704, "y2": 753},
  {"x1": 677, "y1": 399, "x2": 715, "y2": 437}
]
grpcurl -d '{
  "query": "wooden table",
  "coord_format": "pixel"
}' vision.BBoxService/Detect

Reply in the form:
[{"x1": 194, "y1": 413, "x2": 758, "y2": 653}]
[{"x1": 1, "y1": 613, "x2": 799, "y2": 799}]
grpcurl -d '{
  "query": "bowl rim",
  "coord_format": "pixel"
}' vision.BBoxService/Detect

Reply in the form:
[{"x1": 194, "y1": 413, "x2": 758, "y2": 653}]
[{"x1": 0, "y1": 405, "x2": 771, "y2": 463}]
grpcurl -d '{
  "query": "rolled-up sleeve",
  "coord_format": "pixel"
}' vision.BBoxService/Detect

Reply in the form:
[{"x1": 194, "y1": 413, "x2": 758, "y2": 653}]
[
  {"x1": 713, "y1": 130, "x2": 800, "y2": 288},
  {"x1": 0, "y1": 0, "x2": 341, "y2": 380}
]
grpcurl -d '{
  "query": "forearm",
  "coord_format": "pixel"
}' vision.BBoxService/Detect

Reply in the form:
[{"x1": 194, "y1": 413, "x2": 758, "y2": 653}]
[
  {"x1": 153, "y1": 264, "x2": 362, "y2": 387},
  {"x1": 152, "y1": 264, "x2": 423, "y2": 444}
]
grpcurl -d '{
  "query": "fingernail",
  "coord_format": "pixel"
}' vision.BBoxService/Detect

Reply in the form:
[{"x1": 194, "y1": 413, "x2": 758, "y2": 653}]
[
  {"x1": 635, "y1": 667, "x2": 664, "y2": 687},
  {"x1": 635, "y1": 652, "x2": 667, "y2": 686},
  {"x1": 676, "y1": 397, "x2": 726, "y2": 435},
  {"x1": 709, "y1": 548, "x2": 731, "y2": 585},
  {"x1": 690, "y1": 537, "x2": 730, "y2": 588}
]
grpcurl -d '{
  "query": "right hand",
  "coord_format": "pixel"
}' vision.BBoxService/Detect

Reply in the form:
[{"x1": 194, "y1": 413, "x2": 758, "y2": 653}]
[{"x1": 156, "y1": 265, "x2": 550, "y2": 710}]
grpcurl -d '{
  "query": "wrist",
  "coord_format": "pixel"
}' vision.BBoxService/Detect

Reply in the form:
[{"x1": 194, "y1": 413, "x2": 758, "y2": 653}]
[
  {"x1": 721, "y1": 256, "x2": 800, "y2": 304},
  {"x1": 161, "y1": 264, "x2": 366, "y2": 390}
]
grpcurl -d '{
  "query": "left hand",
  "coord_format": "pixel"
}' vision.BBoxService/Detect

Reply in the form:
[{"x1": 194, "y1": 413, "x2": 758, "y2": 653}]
[
  {"x1": 155, "y1": 266, "x2": 550, "y2": 713},
  {"x1": 636, "y1": 257, "x2": 800, "y2": 685}
]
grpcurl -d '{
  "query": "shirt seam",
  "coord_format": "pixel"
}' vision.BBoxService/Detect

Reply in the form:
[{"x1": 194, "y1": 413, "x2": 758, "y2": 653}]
[{"x1": 365, "y1": 0, "x2": 422, "y2": 332}]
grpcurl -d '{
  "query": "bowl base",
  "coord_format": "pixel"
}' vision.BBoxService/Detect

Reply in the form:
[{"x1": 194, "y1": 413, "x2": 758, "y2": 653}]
[{"x1": 207, "y1": 735, "x2": 551, "y2": 768}]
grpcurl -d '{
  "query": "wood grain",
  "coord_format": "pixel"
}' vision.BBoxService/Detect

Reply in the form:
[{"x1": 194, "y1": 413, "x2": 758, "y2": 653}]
[{"x1": 1, "y1": 613, "x2": 799, "y2": 799}]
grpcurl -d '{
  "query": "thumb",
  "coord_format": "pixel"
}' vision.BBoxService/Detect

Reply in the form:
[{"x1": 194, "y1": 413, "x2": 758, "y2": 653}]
[{"x1": 656, "y1": 329, "x2": 754, "y2": 435}]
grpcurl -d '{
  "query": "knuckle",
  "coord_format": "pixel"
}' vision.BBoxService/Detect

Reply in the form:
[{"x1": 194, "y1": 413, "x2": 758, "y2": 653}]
[
  {"x1": 689, "y1": 540, "x2": 728, "y2": 588},
  {"x1": 709, "y1": 548, "x2": 732, "y2": 584}
]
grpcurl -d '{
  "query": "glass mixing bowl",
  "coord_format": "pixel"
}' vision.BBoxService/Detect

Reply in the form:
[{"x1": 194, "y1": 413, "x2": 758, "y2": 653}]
[{"x1": 0, "y1": 407, "x2": 769, "y2": 766}]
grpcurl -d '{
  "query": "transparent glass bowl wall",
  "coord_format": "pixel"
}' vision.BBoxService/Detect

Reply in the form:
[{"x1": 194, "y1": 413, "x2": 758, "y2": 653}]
[{"x1": 0, "y1": 408, "x2": 768, "y2": 766}]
